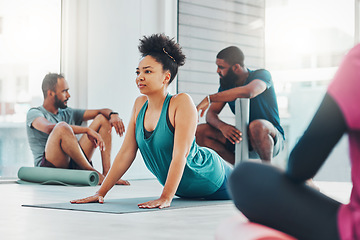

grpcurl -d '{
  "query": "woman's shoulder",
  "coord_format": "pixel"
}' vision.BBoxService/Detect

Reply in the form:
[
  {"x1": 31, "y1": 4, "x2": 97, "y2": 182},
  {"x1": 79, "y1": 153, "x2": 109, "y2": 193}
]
[
  {"x1": 134, "y1": 95, "x2": 148, "y2": 107},
  {"x1": 170, "y1": 93, "x2": 197, "y2": 116},
  {"x1": 171, "y1": 93, "x2": 194, "y2": 106},
  {"x1": 132, "y1": 95, "x2": 148, "y2": 118}
]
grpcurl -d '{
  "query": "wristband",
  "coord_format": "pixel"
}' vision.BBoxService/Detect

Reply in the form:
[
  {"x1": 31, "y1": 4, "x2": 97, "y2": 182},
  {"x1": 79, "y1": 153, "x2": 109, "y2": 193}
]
[
  {"x1": 207, "y1": 95, "x2": 211, "y2": 104},
  {"x1": 108, "y1": 111, "x2": 118, "y2": 119}
]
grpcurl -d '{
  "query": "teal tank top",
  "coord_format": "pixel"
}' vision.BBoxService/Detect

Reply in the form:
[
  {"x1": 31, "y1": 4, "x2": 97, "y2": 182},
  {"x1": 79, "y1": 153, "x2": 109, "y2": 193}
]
[{"x1": 135, "y1": 94, "x2": 226, "y2": 197}]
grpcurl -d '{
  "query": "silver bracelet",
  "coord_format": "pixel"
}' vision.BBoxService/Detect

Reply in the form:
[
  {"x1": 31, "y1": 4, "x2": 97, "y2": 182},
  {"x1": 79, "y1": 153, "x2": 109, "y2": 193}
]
[{"x1": 207, "y1": 95, "x2": 211, "y2": 104}]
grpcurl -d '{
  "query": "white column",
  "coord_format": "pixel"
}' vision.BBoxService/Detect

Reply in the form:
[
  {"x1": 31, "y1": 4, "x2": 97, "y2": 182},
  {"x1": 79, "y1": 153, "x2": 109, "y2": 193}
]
[{"x1": 235, "y1": 98, "x2": 249, "y2": 165}]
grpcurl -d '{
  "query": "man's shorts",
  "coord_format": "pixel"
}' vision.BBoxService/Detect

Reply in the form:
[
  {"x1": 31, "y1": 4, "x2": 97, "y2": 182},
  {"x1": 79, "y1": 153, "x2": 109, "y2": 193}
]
[
  {"x1": 225, "y1": 128, "x2": 284, "y2": 159},
  {"x1": 40, "y1": 147, "x2": 92, "y2": 169}
]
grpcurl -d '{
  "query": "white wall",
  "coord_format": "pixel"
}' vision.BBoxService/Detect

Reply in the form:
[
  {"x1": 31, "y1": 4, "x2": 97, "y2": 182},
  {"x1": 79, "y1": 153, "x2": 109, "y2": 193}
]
[
  {"x1": 178, "y1": 0, "x2": 265, "y2": 125},
  {"x1": 61, "y1": 0, "x2": 178, "y2": 179}
]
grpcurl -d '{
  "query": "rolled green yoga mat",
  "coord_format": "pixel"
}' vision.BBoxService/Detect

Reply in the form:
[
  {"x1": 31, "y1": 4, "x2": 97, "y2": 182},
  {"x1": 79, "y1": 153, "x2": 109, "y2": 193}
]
[{"x1": 17, "y1": 167, "x2": 99, "y2": 186}]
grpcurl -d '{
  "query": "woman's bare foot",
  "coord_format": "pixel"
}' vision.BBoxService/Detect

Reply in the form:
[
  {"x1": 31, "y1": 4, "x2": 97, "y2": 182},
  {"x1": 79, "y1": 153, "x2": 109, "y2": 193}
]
[{"x1": 115, "y1": 179, "x2": 130, "y2": 185}]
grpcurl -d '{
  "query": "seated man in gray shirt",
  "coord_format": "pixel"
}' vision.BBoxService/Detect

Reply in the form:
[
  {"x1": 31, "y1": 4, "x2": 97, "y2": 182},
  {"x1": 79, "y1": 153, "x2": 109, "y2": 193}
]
[{"x1": 26, "y1": 73, "x2": 129, "y2": 185}]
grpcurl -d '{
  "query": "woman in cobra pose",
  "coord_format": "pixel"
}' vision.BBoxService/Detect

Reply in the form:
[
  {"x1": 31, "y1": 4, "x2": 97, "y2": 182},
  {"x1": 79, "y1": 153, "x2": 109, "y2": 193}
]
[{"x1": 72, "y1": 34, "x2": 232, "y2": 208}]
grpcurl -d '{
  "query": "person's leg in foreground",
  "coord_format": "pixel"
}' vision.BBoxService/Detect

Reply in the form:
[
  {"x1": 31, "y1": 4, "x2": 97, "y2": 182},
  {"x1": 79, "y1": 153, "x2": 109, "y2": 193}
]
[{"x1": 229, "y1": 93, "x2": 346, "y2": 240}]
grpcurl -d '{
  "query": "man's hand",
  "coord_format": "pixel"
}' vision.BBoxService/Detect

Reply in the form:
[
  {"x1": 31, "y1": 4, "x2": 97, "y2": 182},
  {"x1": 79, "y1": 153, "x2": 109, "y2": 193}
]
[
  {"x1": 109, "y1": 114, "x2": 125, "y2": 136},
  {"x1": 219, "y1": 124, "x2": 242, "y2": 144},
  {"x1": 86, "y1": 128, "x2": 105, "y2": 151},
  {"x1": 196, "y1": 96, "x2": 210, "y2": 117}
]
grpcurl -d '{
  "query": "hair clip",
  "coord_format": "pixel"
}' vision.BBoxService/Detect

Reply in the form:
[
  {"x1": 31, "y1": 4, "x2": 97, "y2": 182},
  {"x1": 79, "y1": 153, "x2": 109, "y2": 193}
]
[{"x1": 163, "y1": 48, "x2": 176, "y2": 63}]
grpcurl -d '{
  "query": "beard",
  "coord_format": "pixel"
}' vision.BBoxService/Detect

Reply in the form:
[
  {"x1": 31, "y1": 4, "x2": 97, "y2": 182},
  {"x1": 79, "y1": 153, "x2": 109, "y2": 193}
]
[
  {"x1": 219, "y1": 67, "x2": 239, "y2": 90},
  {"x1": 54, "y1": 95, "x2": 68, "y2": 109}
]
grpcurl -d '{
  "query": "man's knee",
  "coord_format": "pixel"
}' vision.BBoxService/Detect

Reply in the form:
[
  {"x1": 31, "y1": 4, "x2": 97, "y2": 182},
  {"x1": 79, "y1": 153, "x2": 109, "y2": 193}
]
[
  {"x1": 248, "y1": 120, "x2": 268, "y2": 137},
  {"x1": 94, "y1": 113, "x2": 108, "y2": 123},
  {"x1": 92, "y1": 114, "x2": 111, "y2": 130},
  {"x1": 52, "y1": 122, "x2": 73, "y2": 135}
]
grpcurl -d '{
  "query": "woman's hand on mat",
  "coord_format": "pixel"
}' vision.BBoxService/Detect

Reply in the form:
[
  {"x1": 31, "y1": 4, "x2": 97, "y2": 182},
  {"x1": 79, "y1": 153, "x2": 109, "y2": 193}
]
[
  {"x1": 137, "y1": 197, "x2": 172, "y2": 209},
  {"x1": 70, "y1": 194, "x2": 104, "y2": 204}
]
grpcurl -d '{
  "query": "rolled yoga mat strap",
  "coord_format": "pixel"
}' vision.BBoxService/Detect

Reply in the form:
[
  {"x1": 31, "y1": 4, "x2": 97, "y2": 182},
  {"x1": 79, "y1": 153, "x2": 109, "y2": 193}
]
[{"x1": 17, "y1": 167, "x2": 99, "y2": 186}]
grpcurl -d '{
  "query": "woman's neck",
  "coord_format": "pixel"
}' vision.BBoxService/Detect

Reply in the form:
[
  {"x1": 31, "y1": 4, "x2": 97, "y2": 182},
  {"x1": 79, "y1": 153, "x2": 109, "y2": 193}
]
[{"x1": 146, "y1": 90, "x2": 168, "y2": 110}]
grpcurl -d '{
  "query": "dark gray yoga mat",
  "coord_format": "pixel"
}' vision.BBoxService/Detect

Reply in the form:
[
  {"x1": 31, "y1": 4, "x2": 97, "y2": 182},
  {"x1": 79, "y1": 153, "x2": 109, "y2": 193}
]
[{"x1": 23, "y1": 197, "x2": 231, "y2": 214}]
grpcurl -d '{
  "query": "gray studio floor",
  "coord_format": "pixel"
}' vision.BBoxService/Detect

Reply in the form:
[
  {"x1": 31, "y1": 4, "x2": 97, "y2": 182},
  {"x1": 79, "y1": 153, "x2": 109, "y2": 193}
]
[{"x1": 0, "y1": 178, "x2": 352, "y2": 240}]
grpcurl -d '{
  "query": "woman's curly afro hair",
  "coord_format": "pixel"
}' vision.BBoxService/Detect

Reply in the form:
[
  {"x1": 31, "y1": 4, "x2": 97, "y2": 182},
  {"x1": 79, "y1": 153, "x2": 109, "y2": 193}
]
[{"x1": 138, "y1": 33, "x2": 186, "y2": 83}]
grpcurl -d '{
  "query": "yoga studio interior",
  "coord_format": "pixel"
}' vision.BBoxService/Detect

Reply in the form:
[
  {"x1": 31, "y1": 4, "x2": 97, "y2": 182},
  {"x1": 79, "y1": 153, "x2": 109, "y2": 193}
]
[{"x1": 0, "y1": 0, "x2": 358, "y2": 239}]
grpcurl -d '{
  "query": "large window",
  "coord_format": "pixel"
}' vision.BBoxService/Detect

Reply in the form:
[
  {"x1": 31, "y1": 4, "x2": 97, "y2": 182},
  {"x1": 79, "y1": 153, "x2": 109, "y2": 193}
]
[
  {"x1": 265, "y1": 0, "x2": 355, "y2": 181},
  {"x1": 266, "y1": 0, "x2": 355, "y2": 149},
  {"x1": 0, "y1": 0, "x2": 61, "y2": 177}
]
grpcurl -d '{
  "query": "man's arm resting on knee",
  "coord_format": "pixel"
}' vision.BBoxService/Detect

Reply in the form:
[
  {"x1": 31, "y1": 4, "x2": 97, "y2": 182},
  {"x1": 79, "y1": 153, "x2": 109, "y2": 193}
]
[
  {"x1": 197, "y1": 80, "x2": 266, "y2": 117},
  {"x1": 205, "y1": 102, "x2": 227, "y2": 130},
  {"x1": 32, "y1": 117, "x2": 100, "y2": 135},
  {"x1": 72, "y1": 125, "x2": 105, "y2": 151},
  {"x1": 206, "y1": 102, "x2": 241, "y2": 145},
  {"x1": 210, "y1": 80, "x2": 267, "y2": 103},
  {"x1": 32, "y1": 117, "x2": 104, "y2": 149},
  {"x1": 31, "y1": 117, "x2": 57, "y2": 134},
  {"x1": 83, "y1": 109, "x2": 125, "y2": 136},
  {"x1": 82, "y1": 109, "x2": 116, "y2": 121}
]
